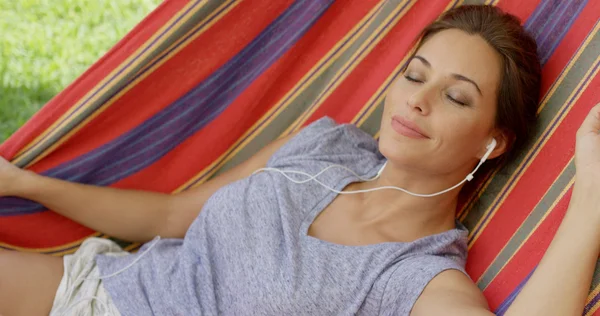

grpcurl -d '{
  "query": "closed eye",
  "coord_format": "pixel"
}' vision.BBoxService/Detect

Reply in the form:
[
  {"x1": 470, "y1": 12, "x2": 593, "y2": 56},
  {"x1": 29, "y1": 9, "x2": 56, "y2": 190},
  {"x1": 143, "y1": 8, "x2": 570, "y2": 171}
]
[
  {"x1": 404, "y1": 74, "x2": 470, "y2": 106},
  {"x1": 446, "y1": 94, "x2": 468, "y2": 106},
  {"x1": 404, "y1": 75, "x2": 422, "y2": 83}
]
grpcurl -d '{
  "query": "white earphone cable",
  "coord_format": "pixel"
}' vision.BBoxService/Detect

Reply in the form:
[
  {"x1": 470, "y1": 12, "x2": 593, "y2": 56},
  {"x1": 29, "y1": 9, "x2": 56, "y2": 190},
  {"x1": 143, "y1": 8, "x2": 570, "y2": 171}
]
[{"x1": 254, "y1": 139, "x2": 496, "y2": 198}]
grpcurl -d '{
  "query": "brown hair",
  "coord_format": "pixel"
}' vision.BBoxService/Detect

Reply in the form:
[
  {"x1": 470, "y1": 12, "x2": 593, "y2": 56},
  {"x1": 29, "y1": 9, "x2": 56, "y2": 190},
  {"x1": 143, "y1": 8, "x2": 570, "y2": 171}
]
[{"x1": 409, "y1": 5, "x2": 541, "y2": 160}]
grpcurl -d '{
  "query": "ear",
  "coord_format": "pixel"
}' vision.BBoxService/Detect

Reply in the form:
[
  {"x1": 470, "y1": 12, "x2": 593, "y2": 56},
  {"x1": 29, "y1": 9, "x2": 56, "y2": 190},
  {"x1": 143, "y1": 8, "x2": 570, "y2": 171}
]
[{"x1": 481, "y1": 129, "x2": 512, "y2": 160}]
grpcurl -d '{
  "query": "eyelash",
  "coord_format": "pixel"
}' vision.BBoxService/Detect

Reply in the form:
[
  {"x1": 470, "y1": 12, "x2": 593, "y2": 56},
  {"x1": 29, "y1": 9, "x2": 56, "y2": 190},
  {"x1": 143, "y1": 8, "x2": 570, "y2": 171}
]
[{"x1": 403, "y1": 75, "x2": 469, "y2": 107}]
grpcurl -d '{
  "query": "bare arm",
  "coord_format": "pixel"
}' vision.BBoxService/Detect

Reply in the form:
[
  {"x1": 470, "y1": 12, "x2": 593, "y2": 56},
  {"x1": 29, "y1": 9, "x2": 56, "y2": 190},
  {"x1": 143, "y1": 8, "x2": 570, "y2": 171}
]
[
  {"x1": 412, "y1": 104, "x2": 600, "y2": 316},
  {"x1": 1, "y1": 131, "x2": 297, "y2": 242},
  {"x1": 501, "y1": 103, "x2": 600, "y2": 316}
]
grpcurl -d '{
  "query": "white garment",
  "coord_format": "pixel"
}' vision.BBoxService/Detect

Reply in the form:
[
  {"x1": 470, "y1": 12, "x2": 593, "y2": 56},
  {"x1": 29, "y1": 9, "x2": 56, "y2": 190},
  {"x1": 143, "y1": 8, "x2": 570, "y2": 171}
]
[{"x1": 50, "y1": 238, "x2": 125, "y2": 316}]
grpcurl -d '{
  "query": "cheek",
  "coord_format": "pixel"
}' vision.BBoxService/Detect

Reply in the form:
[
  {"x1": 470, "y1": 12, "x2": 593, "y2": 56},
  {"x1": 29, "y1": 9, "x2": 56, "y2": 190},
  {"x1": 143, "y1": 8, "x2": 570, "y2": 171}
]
[
  {"x1": 383, "y1": 80, "x2": 409, "y2": 111},
  {"x1": 438, "y1": 117, "x2": 489, "y2": 155}
]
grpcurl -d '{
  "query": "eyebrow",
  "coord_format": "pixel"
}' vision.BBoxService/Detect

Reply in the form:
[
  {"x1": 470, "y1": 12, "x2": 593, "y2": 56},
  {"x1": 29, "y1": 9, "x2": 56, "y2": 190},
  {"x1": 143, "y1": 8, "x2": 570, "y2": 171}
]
[{"x1": 412, "y1": 55, "x2": 483, "y2": 96}]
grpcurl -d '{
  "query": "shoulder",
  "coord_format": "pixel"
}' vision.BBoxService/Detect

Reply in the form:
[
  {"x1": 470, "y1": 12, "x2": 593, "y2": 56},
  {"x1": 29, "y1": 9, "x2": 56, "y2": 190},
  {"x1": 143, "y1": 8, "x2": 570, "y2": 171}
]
[
  {"x1": 411, "y1": 269, "x2": 493, "y2": 316},
  {"x1": 379, "y1": 254, "x2": 472, "y2": 315}
]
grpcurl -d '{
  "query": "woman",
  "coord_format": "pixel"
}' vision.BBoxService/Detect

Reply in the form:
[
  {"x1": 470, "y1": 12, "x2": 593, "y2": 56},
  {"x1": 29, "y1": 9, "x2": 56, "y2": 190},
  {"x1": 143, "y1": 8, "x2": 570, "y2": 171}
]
[{"x1": 0, "y1": 5, "x2": 598, "y2": 315}]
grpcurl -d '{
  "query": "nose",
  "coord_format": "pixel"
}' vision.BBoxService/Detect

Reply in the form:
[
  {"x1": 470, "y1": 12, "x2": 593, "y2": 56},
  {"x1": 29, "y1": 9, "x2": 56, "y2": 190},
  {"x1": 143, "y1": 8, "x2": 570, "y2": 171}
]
[{"x1": 407, "y1": 85, "x2": 433, "y2": 115}]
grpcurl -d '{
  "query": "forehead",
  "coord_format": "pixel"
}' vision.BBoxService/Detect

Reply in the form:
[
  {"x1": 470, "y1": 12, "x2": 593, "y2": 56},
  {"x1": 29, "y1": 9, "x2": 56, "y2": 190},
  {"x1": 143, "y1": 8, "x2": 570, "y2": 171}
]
[{"x1": 414, "y1": 29, "x2": 502, "y2": 96}]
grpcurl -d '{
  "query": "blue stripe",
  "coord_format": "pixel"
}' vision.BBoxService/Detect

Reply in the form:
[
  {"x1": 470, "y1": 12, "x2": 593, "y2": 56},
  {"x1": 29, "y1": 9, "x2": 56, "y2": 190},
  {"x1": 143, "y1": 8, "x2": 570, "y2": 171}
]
[{"x1": 0, "y1": 0, "x2": 334, "y2": 217}]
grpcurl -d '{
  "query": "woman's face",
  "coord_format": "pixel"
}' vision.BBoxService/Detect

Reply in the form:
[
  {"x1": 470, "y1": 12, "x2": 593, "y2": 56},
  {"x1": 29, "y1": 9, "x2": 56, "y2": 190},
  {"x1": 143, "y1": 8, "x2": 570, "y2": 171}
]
[{"x1": 379, "y1": 29, "x2": 505, "y2": 176}]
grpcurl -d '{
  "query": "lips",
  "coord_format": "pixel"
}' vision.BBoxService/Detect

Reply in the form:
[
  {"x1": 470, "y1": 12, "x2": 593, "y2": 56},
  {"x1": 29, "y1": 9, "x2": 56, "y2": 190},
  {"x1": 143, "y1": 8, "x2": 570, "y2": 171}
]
[{"x1": 391, "y1": 115, "x2": 429, "y2": 139}]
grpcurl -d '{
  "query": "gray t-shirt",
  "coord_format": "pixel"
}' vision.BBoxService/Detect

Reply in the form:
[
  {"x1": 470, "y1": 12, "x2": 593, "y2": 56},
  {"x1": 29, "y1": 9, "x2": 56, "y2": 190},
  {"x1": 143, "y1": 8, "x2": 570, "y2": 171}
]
[{"x1": 96, "y1": 117, "x2": 468, "y2": 315}]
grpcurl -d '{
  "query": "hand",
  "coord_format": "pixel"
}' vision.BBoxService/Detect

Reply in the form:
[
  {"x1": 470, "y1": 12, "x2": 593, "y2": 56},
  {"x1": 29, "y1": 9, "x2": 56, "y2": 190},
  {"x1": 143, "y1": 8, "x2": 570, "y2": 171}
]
[
  {"x1": 575, "y1": 103, "x2": 600, "y2": 182},
  {"x1": 0, "y1": 155, "x2": 27, "y2": 196}
]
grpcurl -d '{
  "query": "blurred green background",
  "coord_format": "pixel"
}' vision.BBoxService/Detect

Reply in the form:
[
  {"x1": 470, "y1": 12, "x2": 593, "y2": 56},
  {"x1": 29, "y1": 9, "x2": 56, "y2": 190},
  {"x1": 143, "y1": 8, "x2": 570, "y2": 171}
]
[{"x1": 0, "y1": 0, "x2": 162, "y2": 142}]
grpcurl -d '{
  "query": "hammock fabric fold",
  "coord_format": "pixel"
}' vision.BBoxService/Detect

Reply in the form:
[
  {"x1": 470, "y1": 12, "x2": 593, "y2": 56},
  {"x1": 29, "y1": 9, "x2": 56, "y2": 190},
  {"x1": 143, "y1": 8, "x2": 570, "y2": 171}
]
[{"x1": 1, "y1": 0, "x2": 599, "y2": 314}]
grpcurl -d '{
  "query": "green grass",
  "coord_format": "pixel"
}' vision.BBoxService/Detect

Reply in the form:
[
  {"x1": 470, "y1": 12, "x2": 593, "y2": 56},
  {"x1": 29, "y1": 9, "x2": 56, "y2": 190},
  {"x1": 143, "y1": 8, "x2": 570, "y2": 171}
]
[{"x1": 0, "y1": 0, "x2": 162, "y2": 142}]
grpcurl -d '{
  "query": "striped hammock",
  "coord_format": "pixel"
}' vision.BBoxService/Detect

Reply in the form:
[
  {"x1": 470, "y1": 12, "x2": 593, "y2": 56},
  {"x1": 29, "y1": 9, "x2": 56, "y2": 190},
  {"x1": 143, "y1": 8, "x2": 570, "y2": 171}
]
[{"x1": 1, "y1": 0, "x2": 599, "y2": 314}]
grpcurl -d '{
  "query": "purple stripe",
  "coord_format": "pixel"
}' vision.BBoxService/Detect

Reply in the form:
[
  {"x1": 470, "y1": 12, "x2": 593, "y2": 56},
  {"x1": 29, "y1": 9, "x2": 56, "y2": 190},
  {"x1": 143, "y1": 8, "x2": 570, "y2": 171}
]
[
  {"x1": 537, "y1": 0, "x2": 588, "y2": 65},
  {"x1": 534, "y1": 1, "x2": 572, "y2": 45},
  {"x1": 585, "y1": 287, "x2": 600, "y2": 314},
  {"x1": 494, "y1": 268, "x2": 535, "y2": 315},
  {"x1": 68, "y1": 0, "x2": 322, "y2": 182},
  {"x1": 523, "y1": 0, "x2": 553, "y2": 30},
  {"x1": 14, "y1": 0, "x2": 207, "y2": 161},
  {"x1": 49, "y1": 0, "x2": 314, "y2": 178},
  {"x1": 524, "y1": 0, "x2": 588, "y2": 67},
  {"x1": 526, "y1": 0, "x2": 563, "y2": 39},
  {"x1": 286, "y1": 0, "x2": 412, "y2": 134},
  {"x1": 0, "y1": 0, "x2": 333, "y2": 217},
  {"x1": 468, "y1": 58, "x2": 600, "y2": 243}
]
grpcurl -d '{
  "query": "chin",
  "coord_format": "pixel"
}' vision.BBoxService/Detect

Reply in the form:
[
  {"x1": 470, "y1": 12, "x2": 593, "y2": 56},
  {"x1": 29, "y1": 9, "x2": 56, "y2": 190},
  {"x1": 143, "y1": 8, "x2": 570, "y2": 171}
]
[{"x1": 378, "y1": 133, "x2": 419, "y2": 164}]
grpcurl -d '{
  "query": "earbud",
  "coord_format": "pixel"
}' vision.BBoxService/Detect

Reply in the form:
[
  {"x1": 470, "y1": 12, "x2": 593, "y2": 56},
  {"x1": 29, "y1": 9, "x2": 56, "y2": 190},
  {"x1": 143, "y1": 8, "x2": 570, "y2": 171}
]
[
  {"x1": 465, "y1": 138, "x2": 497, "y2": 181},
  {"x1": 481, "y1": 138, "x2": 497, "y2": 162}
]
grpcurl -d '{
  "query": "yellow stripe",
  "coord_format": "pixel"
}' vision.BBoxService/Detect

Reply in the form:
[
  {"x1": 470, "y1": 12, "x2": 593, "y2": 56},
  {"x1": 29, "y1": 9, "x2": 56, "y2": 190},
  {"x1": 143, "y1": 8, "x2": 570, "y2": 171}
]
[
  {"x1": 174, "y1": 0, "x2": 393, "y2": 191},
  {"x1": 281, "y1": 0, "x2": 415, "y2": 136},
  {"x1": 446, "y1": 0, "x2": 465, "y2": 11},
  {"x1": 468, "y1": 55, "x2": 600, "y2": 247},
  {"x1": 12, "y1": 0, "x2": 219, "y2": 165},
  {"x1": 124, "y1": 242, "x2": 141, "y2": 252},
  {"x1": 585, "y1": 283, "x2": 600, "y2": 315},
  {"x1": 457, "y1": 7, "x2": 600, "y2": 221},
  {"x1": 476, "y1": 161, "x2": 574, "y2": 287}
]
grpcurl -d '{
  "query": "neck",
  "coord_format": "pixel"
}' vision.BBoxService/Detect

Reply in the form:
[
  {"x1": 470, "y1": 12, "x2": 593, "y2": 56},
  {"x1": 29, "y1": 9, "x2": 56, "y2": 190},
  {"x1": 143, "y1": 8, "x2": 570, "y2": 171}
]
[{"x1": 349, "y1": 160, "x2": 471, "y2": 240}]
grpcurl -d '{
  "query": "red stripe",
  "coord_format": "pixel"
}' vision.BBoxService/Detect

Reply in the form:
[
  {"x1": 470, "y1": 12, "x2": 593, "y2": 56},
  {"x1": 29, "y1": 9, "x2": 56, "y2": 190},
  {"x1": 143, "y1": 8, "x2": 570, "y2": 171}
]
[
  {"x1": 482, "y1": 186, "x2": 572, "y2": 310},
  {"x1": 306, "y1": 0, "x2": 452, "y2": 124},
  {"x1": 0, "y1": 0, "x2": 188, "y2": 159},
  {"x1": 467, "y1": 72, "x2": 600, "y2": 283},
  {"x1": 0, "y1": 212, "x2": 94, "y2": 249},
  {"x1": 466, "y1": 8, "x2": 600, "y2": 280}
]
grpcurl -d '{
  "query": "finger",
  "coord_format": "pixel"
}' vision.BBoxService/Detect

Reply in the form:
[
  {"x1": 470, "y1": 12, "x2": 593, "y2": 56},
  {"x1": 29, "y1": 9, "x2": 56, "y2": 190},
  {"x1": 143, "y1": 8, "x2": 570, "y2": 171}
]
[{"x1": 578, "y1": 103, "x2": 600, "y2": 136}]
